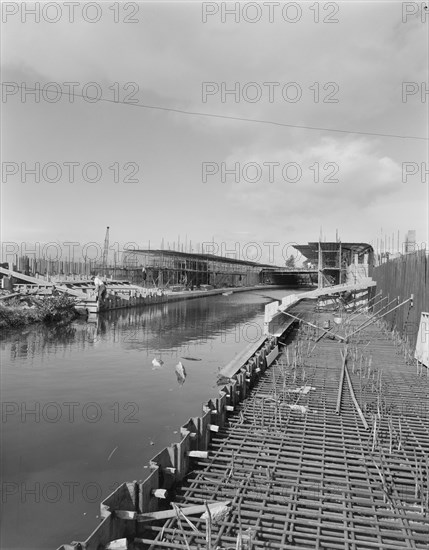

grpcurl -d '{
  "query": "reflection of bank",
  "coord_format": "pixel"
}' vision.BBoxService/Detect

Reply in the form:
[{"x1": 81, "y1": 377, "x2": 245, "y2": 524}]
[
  {"x1": 84, "y1": 314, "x2": 107, "y2": 345},
  {"x1": 2, "y1": 290, "x2": 279, "y2": 360},
  {"x1": 105, "y1": 294, "x2": 267, "y2": 354},
  {"x1": 87, "y1": 313, "x2": 99, "y2": 325},
  {"x1": 85, "y1": 313, "x2": 100, "y2": 345}
]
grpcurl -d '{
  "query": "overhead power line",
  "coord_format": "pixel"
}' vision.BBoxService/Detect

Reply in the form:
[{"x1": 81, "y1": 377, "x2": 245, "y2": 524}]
[{"x1": 1, "y1": 82, "x2": 427, "y2": 141}]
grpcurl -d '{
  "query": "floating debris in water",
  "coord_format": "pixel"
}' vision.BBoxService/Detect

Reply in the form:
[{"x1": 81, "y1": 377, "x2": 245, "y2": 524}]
[
  {"x1": 181, "y1": 356, "x2": 202, "y2": 361},
  {"x1": 175, "y1": 361, "x2": 187, "y2": 385},
  {"x1": 107, "y1": 446, "x2": 118, "y2": 461},
  {"x1": 152, "y1": 357, "x2": 164, "y2": 369}
]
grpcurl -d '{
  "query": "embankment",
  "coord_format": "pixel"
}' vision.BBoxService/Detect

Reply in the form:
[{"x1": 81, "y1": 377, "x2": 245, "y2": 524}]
[{"x1": 0, "y1": 294, "x2": 79, "y2": 330}]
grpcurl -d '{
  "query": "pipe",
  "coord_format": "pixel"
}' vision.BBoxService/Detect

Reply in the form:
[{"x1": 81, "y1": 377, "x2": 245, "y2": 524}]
[
  {"x1": 279, "y1": 310, "x2": 346, "y2": 342},
  {"x1": 347, "y1": 296, "x2": 413, "y2": 339}
]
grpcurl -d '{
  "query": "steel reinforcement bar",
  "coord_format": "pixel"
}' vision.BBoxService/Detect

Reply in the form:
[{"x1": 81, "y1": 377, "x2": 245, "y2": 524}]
[
  {"x1": 140, "y1": 311, "x2": 428, "y2": 550},
  {"x1": 59, "y1": 303, "x2": 428, "y2": 550}
]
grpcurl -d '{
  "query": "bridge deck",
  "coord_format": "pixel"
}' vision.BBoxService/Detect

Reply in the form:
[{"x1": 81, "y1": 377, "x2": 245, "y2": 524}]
[{"x1": 141, "y1": 303, "x2": 429, "y2": 549}]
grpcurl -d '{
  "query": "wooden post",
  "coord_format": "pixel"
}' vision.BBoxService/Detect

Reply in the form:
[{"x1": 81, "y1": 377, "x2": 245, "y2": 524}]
[
  {"x1": 149, "y1": 446, "x2": 177, "y2": 489},
  {"x1": 197, "y1": 410, "x2": 211, "y2": 451},
  {"x1": 140, "y1": 467, "x2": 160, "y2": 514}
]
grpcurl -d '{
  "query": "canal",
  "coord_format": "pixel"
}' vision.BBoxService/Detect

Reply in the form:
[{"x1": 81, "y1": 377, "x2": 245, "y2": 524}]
[{"x1": 1, "y1": 288, "x2": 302, "y2": 549}]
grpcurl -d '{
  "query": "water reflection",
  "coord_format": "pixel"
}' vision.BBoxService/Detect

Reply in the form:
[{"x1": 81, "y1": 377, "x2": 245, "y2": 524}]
[
  {"x1": 2, "y1": 322, "x2": 80, "y2": 362},
  {"x1": 1, "y1": 294, "x2": 267, "y2": 362}
]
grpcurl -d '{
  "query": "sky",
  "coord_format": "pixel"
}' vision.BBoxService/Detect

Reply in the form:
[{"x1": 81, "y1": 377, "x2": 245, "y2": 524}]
[{"x1": 1, "y1": 1, "x2": 428, "y2": 265}]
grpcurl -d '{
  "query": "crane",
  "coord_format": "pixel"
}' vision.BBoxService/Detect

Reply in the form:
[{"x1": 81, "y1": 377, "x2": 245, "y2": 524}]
[{"x1": 102, "y1": 226, "x2": 110, "y2": 270}]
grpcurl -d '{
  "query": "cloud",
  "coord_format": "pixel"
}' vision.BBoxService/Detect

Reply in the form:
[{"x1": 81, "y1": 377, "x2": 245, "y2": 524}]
[
  {"x1": 1, "y1": 2, "x2": 427, "y2": 246},
  {"x1": 223, "y1": 137, "x2": 404, "y2": 217}
]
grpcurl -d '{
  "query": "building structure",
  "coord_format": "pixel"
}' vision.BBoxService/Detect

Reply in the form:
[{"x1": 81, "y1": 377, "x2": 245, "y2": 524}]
[
  {"x1": 294, "y1": 242, "x2": 374, "y2": 288},
  {"x1": 121, "y1": 249, "x2": 276, "y2": 288},
  {"x1": 405, "y1": 230, "x2": 417, "y2": 253}
]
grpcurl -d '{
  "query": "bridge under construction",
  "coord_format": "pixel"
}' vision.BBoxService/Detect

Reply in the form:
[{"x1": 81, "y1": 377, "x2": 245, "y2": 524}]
[
  {"x1": 2, "y1": 241, "x2": 373, "y2": 292},
  {"x1": 120, "y1": 249, "x2": 315, "y2": 288}
]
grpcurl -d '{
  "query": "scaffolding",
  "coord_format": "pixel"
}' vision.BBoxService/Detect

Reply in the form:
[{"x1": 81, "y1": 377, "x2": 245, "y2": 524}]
[
  {"x1": 294, "y1": 242, "x2": 374, "y2": 289},
  {"x1": 122, "y1": 249, "x2": 272, "y2": 289}
]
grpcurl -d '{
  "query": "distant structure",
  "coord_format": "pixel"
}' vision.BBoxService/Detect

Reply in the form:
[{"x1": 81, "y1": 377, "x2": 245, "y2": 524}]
[
  {"x1": 102, "y1": 226, "x2": 110, "y2": 269},
  {"x1": 404, "y1": 230, "x2": 416, "y2": 254},
  {"x1": 294, "y1": 242, "x2": 374, "y2": 288}
]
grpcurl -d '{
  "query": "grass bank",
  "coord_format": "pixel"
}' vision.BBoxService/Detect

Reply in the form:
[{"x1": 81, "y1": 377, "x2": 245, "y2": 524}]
[{"x1": 0, "y1": 294, "x2": 79, "y2": 330}]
